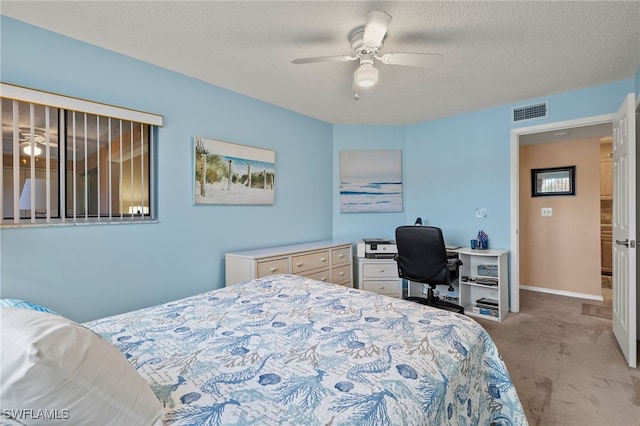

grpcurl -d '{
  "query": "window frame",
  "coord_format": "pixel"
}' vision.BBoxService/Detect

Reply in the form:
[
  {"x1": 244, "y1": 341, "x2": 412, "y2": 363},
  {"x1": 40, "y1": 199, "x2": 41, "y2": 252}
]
[{"x1": 1, "y1": 83, "x2": 163, "y2": 227}]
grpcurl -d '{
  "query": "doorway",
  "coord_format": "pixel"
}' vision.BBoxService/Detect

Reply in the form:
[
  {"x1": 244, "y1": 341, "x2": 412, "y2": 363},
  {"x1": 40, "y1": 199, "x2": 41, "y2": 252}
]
[{"x1": 509, "y1": 113, "x2": 615, "y2": 313}]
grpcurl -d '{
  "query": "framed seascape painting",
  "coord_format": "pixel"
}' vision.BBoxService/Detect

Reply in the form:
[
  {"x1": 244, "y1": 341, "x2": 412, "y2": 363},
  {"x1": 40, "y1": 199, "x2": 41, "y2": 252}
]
[
  {"x1": 339, "y1": 150, "x2": 403, "y2": 213},
  {"x1": 194, "y1": 137, "x2": 275, "y2": 205}
]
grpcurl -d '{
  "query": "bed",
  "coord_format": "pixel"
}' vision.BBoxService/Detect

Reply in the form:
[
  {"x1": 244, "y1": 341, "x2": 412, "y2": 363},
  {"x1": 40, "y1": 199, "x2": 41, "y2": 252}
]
[{"x1": 2, "y1": 275, "x2": 527, "y2": 425}]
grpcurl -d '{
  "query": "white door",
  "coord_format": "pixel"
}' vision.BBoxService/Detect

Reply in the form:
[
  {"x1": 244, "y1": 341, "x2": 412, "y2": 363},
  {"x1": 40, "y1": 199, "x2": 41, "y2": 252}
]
[{"x1": 612, "y1": 93, "x2": 637, "y2": 368}]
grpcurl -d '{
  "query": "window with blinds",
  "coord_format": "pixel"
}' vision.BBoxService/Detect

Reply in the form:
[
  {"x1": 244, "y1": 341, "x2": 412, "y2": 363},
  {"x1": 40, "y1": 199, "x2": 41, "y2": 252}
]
[{"x1": 1, "y1": 84, "x2": 163, "y2": 227}]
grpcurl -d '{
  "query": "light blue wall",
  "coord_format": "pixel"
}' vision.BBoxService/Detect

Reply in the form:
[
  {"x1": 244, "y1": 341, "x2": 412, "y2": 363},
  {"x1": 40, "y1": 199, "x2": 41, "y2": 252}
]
[
  {"x1": 0, "y1": 17, "x2": 334, "y2": 322},
  {"x1": 332, "y1": 80, "x2": 635, "y2": 250}
]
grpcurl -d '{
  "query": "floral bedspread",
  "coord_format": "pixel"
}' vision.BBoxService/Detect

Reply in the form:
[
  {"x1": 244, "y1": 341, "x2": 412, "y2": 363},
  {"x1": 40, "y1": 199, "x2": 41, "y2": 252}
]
[{"x1": 85, "y1": 274, "x2": 527, "y2": 425}]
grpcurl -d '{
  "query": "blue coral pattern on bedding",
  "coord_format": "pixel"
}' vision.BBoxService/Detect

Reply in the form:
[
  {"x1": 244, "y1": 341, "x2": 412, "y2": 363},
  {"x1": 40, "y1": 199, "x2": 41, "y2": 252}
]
[{"x1": 85, "y1": 275, "x2": 527, "y2": 425}]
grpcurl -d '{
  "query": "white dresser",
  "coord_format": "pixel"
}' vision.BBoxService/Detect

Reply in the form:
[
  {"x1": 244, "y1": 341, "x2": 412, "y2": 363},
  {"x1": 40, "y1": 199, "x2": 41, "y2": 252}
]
[
  {"x1": 356, "y1": 257, "x2": 402, "y2": 298},
  {"x1": 225, "y1": 241, "x2": 353, "y2": 287}
]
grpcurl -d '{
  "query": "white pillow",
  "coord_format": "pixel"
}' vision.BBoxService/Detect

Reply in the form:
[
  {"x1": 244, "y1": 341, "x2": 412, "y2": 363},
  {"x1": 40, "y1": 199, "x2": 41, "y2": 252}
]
[{"x1": 1, "y1": 307, "x2": 164, "y2": 425}]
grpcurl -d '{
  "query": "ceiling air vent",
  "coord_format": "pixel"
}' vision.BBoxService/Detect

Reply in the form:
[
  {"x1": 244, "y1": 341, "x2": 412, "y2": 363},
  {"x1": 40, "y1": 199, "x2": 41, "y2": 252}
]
[{"x1": 512, "y1": 101, "x2": 548, "y2": 122}]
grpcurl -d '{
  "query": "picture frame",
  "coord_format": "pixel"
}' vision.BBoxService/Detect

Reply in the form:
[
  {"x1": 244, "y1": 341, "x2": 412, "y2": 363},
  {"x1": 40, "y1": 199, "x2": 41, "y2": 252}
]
[
  {"x1": 339, "y1": 150, "x2": 403, "y2": 213},
  {"x1": 194, "y1": 137, "x2": 275, "y2": 205},
  {"x1": 531, "y1": 165, "x2": 576, "y2": 197}
]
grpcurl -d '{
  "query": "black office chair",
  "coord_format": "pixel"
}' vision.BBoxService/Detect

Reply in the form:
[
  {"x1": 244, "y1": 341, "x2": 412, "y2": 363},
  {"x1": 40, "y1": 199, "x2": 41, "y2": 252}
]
[{"x1": 394, "y1": 225, "x2": 465, "y2": 314}]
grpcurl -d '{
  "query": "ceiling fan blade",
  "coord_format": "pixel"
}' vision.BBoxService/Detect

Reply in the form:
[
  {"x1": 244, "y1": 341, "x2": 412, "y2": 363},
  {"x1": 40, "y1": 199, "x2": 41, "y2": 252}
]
[
  {"x1": 377, "y1": 52, "x2": 443, "y2": 67},
  {"x1": 363, "y1": 11, "x2": 392, "y2": 47},
  {"x1": 292, "y1": 55, "x2": 357, "y2": 65}
]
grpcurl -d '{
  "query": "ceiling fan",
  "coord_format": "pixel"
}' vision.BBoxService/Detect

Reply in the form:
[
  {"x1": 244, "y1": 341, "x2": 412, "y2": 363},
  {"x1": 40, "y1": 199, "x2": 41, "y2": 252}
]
[
  {"x1": 291, "y1": 11, "x2": 443, "y2": 100},
  {"x1": 17, "y1": 127, "x2": 58, "y2": 156}
]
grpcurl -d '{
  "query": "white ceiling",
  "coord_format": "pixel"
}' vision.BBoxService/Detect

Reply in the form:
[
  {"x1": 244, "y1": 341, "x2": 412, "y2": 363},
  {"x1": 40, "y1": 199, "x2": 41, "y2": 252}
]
[{"x1": 2, "y1": 1, "x2": 639, "y2": 126}]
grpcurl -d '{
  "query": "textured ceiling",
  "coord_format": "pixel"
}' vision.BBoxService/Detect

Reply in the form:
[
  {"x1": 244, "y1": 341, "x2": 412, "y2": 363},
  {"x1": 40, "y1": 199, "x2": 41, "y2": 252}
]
[{"x1": 2, "y1": 1, "x2": 639, "y2": 126}]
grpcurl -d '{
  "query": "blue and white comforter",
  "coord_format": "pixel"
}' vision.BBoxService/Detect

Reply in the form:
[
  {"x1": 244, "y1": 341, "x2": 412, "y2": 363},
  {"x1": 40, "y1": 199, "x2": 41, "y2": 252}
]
[{"x1": 85, "y1": 275, "x2": 527, "y2": 425}]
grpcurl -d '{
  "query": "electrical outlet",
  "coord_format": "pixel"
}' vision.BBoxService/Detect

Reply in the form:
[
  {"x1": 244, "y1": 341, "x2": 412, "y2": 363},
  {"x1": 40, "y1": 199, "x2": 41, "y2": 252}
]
[
  {"x1": 475, "y1": 207, "x2": 487, "y2": 218},
  {"x1": 541, "y1": 207, "x2": 552, "y2": 216}
]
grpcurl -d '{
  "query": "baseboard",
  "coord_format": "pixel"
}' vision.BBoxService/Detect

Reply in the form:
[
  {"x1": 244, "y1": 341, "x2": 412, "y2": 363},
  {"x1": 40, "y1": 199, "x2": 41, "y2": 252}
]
[{"x1": 520, "y1": 285, "x2": 604, "y2": 302}]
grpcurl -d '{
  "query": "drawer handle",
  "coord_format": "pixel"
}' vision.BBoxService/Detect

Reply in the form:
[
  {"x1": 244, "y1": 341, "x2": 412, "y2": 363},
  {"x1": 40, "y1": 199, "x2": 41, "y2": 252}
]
[
  {"x1": 320, "y1": 257, "x2": 327, "y2": 262},
  {"x1": 338, "y1": 254, "x2": 344, "y2": 258},
  {"x1": 338, "y1": 271, "x2": 345, "y2": 276},
  {"x1": 321, "y1": 276, "x2": 327, "y2": 281},
  {"x1": 378, "y1": 286, "x2": 386, "y2": 289},
  {"x1": 378, "y1": 268, "x2": 386, "y2": 272},
  {"x1": 296, "y1": 262, "x2": 303, "y2": 267},
  {"x1": 269, "y1": 267, "x2": 278, "y2": 272}
]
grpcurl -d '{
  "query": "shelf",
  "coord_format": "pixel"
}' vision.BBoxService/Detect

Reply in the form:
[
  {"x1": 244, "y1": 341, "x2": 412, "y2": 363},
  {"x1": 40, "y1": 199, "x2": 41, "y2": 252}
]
[
  {"x1": 465, "y1": 281, "x2": 499, "y2": 289},
  {"x1": 457, "y1": 249, "x2": 508, "y2": 322}
]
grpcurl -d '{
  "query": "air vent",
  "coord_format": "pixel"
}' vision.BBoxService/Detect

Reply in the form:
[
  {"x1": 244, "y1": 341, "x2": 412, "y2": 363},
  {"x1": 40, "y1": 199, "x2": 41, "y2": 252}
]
[{"x1": 512, "y1": 101, "x2": 548, "y2": 122}]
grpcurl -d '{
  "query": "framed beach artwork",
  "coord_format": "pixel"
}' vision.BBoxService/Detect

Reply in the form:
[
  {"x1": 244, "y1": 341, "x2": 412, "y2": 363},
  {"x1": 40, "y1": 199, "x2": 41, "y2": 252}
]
[
  {"x1": 339, "y1": 150, "x2": 403, "y2": 213},
  {"x1": 194, "y1": 137, "x2": 275, "y2": 205}
]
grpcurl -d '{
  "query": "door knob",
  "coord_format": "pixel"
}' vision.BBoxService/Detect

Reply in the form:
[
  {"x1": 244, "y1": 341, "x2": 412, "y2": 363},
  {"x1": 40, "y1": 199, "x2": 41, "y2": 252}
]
[{"x1": 615, "y1": 239, "x2": 635, "y2": 248}]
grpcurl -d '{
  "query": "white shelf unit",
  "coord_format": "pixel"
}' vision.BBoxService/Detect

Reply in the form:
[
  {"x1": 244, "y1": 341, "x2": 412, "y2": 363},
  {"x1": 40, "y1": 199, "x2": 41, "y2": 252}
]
[
  {"x1": 457, "y1": 248, "x2": 509, "y2": 322},
  {"x1": 225, "y1": 241, "x2": 353, "y2": 287}
]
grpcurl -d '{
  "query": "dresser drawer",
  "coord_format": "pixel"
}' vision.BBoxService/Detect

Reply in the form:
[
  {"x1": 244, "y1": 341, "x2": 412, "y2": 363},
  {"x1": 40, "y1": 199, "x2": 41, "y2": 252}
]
[
  {"x1": 331, "y1": 246, "x2": 351, "y2": 266},
  {"x1": 301, "y1": 269, "x2": 330, "y2": 283},
  {"x1": 226, "y1": 241, "x2": 352, "y2": 286},
  {"x1": 256, "y1": 257, "x2": 289, "y2": 278},
  {"x1": 292, "y1": 250, "x2": 330, "y2": 274},
  {"x1": 363, "y1": 279, "x2": 400, "y2": 296},
  {"x1": 332, "y1": 264, "x2": 352, "y2": 284},
  {"x1": 362, "y1": 263, "x2": 398, "y2": 278}
]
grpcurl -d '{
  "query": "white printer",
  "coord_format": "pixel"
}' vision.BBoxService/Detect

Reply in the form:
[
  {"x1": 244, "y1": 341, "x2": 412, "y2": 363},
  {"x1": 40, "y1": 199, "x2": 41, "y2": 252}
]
[{"x1": 356, "y1": 238, "x2": 398, "y2": 259}]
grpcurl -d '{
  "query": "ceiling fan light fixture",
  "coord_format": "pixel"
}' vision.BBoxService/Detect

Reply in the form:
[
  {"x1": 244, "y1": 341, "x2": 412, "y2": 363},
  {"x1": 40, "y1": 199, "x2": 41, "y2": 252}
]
[
  {"x1": 355, "y1": 64, "x2": 379, "y2": 88},
  {"x1": 23, "y1": 144, "x2": 42, "y2": 156}
]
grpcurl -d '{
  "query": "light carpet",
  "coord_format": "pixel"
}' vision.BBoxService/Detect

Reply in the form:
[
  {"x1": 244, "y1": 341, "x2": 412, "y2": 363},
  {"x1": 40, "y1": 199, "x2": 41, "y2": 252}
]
[{"x1": 476, "y1": 290, "x2": 640, "y2": 426}]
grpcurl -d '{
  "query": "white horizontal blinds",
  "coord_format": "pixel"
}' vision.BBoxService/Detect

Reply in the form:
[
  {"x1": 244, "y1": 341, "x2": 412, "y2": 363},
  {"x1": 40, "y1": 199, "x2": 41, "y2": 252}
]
[
  {"x1": 1, "y1": 100, "x2": 57, "y2": 223},
  {"x1": 139, "y1": 124, "x2": 144, "y2": 217},
  {"x1": 59, "y1": 112, "x2": 66, "y2": 222},
  {"x1": 96, "y1": 116, "x2": 100, "y2": 218},
  {"x1": 1, "y1": 84, "x2": 161, "y2": 226},
  {"x1": 0, "y1": 99, "x2": 3, "y2": 224},
  {"x1": 149, "y1": 127, "x2": 155, "y2": 218},
  {"x1": 72, "y1": 111, "x2": 77, "y2": 221},
  {"x1": 66, "y1": 114, "x2": 149, "y2": 220},
  {"x1": 108, "y1": 118, "x2": 112, "y2": 219},
  {"x1": 28, "y1": 104, "x2": 36, "y2": 223},
  {"x1": 83, "y1": 113, "x2": 88, "y2": 220},
  {"x1": 45, "y1": 106, "x2": 51, "y2": 222},
  {"x1": 130, "y1": 121, "x2": 134, "y2": 218},
  {"x1": 119, "y1": 119, "x2": 123, "y2": 219},
  {"x1": 12, "y1": 101, "x2": 19, "y2": 224}
]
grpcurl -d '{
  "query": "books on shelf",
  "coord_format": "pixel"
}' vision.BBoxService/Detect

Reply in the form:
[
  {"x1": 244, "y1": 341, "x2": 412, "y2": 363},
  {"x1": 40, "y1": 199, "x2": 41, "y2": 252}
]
[
  {"x1": 475, "y1": 277, "x2": 498, "y2": 286},
  {"x1": 473, "y1": 297, "x2": 499, "y2": 317},
  {"x1": 472, "y1": 304, "x2": 499, "y2": 318},
  {"x1": 475, "y1": 297, "x2": 498, "y2": 306}
]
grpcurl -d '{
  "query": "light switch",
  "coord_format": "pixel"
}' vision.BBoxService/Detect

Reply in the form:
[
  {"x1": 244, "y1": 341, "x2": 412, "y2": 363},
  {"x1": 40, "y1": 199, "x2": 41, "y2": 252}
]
[{"x1": 541, "y1": 207, "x2": 552, "y2": 216}]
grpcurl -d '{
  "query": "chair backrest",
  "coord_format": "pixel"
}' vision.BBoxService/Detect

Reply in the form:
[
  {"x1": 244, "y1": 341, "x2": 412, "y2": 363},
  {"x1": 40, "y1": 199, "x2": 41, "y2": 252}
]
[{"x1": 395, "y1": 225, "x2": 448, "y2": 284}]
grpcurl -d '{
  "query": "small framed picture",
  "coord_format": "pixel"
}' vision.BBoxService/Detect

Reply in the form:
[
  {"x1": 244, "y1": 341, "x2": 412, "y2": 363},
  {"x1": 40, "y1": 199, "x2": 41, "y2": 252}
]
[
  {"x1": 194, "y1": 137, "x2": 275, "y2": 205},
  {"x1": 531, "y1": 165, "x2": 576, "y2": 197}
]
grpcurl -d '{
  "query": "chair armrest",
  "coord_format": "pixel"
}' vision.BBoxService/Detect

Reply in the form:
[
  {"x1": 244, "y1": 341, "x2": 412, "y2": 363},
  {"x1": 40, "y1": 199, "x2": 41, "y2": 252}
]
[{"x1": 446, "y1": 258, "x2": 463, "y2": 268}]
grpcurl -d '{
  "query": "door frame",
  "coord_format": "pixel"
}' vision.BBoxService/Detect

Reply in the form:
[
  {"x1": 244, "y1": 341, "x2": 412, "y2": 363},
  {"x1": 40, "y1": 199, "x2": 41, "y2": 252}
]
[{"x1": 509, "y1": 113, "x2": 615, "y2": 312}]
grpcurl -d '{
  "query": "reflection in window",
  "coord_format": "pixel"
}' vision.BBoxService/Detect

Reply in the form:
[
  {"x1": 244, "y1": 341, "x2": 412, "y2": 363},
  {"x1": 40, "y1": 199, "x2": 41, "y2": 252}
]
[
  {"x1": 1, "y1": 87, "x2": 158, "y2": 226},
  {"x1": 65, "y1": 112, "x2": 149, "y2": 218}
]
